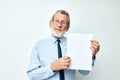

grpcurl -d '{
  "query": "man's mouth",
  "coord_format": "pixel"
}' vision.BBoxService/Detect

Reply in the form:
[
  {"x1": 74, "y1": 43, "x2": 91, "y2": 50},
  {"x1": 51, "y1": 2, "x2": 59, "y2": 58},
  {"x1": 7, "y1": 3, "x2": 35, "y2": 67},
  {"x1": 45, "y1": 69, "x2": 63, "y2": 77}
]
[{"x1": 54, "y1": 29, "x2": 61, "y2": 32}]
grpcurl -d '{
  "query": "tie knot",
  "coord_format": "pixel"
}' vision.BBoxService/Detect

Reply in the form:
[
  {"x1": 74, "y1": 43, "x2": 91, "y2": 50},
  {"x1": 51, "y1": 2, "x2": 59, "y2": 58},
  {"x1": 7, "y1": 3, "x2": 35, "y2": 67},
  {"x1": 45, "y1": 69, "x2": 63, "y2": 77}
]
[{"x1": 57, "y1": 39, "x2": 60, "y2": 43}]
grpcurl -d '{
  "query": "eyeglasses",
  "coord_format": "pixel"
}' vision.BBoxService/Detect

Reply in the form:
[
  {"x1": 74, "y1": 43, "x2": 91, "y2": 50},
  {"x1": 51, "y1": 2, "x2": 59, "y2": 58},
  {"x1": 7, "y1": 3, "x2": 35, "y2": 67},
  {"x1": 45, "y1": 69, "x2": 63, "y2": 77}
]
[{"x1": 53, "y1": 19, "x2": 68, "y2": 27}]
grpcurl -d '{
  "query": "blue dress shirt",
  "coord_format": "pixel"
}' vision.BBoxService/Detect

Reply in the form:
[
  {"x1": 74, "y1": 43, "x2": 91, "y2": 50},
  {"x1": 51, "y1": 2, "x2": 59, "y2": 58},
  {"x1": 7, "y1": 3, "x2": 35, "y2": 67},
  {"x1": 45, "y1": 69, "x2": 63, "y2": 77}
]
[{"x1": 27, "y1": 35, "x2": 95, "y2": 80}]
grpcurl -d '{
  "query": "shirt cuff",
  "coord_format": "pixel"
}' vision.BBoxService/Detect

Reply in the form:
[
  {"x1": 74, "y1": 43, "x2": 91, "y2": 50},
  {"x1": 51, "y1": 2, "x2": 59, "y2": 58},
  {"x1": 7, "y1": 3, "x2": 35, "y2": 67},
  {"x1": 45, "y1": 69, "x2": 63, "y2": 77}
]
[
  {"x1": 92, "y1": 56, "x2": 96, "y2": 60},
  {"x1": 46, "y1": 64, "x2": 55, "y2": 76},
  {"x1": 92, "y1": 56, "x2": 96, "y2": 66}
]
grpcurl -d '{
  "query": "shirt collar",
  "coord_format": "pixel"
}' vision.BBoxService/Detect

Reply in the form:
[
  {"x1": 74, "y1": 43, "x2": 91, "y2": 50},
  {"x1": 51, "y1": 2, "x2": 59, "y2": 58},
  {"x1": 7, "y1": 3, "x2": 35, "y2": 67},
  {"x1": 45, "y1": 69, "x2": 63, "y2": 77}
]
[{"x1": 50, "y1": 35, "x2": 66, "y2": 44}]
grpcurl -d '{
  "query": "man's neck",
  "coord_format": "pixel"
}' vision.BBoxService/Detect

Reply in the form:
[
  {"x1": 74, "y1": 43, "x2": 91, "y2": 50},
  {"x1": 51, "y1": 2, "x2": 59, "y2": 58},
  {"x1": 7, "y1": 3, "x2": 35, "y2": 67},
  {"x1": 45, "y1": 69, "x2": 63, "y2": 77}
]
[{"x1": 52, "y1": 34, "x2": 63, "y2": 39}]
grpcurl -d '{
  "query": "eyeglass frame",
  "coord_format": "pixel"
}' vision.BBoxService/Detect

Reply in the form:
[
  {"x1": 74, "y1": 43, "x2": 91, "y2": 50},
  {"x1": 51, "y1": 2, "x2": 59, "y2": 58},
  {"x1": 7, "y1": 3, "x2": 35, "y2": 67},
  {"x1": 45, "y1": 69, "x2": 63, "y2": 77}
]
[{"x1": 52, "y1": 19, "x2": 69, "y2": 27}]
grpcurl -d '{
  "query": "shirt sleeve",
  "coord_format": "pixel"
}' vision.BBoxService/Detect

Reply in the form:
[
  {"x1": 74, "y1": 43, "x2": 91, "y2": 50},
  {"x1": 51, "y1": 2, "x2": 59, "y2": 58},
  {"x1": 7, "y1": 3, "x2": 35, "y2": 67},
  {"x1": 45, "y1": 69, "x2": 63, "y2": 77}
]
[
  {"x1": 79, "y1": 56, "x2": 96, "y2": 75},
  {"x1": 27, "y1": 45, "x2": 55, "y2": 80}
]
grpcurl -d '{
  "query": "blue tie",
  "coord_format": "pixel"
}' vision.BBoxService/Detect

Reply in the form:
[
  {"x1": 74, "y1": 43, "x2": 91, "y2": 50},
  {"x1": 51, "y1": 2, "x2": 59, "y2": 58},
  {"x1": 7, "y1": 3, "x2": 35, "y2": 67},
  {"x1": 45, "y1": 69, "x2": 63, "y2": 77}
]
[{"x1": 57, "y1": 39, "x2": 65, "y2": 80}]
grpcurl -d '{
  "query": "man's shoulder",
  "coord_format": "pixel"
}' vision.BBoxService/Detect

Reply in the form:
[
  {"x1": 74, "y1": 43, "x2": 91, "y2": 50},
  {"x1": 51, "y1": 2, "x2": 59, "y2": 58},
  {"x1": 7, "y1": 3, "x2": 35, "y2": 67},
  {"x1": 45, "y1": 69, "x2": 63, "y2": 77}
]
[
  {"x1": 32, "y1": 38, "x2": 50, "y2": 49},
  {"x1": 35, "y1": 38, "x2": 50, "y2": 45}
]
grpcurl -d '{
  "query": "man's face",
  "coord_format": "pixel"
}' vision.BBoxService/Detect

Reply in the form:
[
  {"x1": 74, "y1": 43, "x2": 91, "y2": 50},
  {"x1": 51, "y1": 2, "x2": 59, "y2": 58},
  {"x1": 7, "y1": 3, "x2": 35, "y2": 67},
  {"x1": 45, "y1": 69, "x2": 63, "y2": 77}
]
[{"x1": 50, "y1": 13, "x2": 69, "y2": 38}]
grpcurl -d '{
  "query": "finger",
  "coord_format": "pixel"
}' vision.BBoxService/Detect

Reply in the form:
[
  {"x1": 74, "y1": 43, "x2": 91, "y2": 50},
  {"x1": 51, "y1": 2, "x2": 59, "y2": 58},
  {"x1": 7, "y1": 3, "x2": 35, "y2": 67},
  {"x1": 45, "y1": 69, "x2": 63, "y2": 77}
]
[
  {"x1": 91, "y1": 41, "x2": 100, "y2": 50},
  {"x1": 90, "y1": 46, "x2": 97, "y2": 56},
  {"x1": 90, "y1": 46, "x2": 96, "y2": 52},
  {"x1": 64, "y1": 62, "x2": 70, "y2": 65},
  {"x1": 91, "y1": 41, "x2": 99, "y2": 45},
  {"x1": 91, "y1": 44, "x2": 98, "y2": 49},
  {"x1": 63, "y1": 62, "x2": 71, "y2": 68},
  {"x1": 64, "y1": 59, "x2": 71, "y2": 64},
  {"x1": 91, "y1": 45, "x2": 99, "y2": 54},
  {"x1": 91, "y1": 40, "x2": 99, "y2": 44},
  {"x1": 63, "y1": 56, "x2": 70, "y2": 59}
]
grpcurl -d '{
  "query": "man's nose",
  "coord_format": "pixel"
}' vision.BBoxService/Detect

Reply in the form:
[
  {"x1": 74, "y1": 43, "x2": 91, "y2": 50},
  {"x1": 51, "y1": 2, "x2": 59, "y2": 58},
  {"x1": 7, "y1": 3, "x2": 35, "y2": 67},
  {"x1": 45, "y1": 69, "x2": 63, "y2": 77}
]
[{"x1": 57, "y1": 22, "x2": 62, "y2": 27}]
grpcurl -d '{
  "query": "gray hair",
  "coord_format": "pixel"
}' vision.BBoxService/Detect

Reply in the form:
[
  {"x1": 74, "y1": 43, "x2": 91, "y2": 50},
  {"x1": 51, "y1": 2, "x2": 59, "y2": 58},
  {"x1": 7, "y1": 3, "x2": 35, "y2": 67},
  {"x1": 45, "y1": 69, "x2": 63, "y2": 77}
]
[{"x1": 51, "y1": 10, "x2": 70, "y2": 26}]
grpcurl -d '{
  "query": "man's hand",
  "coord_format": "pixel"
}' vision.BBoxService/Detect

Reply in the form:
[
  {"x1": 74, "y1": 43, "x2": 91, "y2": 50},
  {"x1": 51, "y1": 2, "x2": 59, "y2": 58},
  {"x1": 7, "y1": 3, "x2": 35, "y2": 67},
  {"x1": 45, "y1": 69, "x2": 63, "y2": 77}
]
[
  {"x1": 51, "y1": 56, "x2": 71, "y2": 71},
  {"x1": 90, "y1": 40, "x2": 100, "y2": 57}
]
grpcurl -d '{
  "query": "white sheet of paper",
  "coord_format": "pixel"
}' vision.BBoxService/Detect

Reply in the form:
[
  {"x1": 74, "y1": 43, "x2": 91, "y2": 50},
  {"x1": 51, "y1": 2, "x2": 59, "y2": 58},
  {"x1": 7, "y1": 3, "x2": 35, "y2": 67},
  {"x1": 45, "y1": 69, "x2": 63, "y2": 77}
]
[{"x1": 67, "y1": 33, "x2": 93, "y2": 70}]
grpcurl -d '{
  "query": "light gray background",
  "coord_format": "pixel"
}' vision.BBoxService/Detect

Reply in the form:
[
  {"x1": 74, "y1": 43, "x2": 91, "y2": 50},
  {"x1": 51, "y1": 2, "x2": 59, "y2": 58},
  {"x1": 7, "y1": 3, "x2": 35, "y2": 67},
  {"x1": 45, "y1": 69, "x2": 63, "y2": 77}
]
[{"x1": 0, "y1": 0, "x2": 120, "y2": 80}]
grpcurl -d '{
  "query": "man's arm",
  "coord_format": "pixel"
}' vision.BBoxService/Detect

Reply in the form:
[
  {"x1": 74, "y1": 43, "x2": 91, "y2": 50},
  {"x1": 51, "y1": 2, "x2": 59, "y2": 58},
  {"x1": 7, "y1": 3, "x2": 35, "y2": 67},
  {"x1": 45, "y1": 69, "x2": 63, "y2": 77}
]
[
  {"x1": 27, "y1": 47, "x2": 55, "y2": 80},
  {"x1": 79, "y1": 40, "x2": 99, "y2": 75}
]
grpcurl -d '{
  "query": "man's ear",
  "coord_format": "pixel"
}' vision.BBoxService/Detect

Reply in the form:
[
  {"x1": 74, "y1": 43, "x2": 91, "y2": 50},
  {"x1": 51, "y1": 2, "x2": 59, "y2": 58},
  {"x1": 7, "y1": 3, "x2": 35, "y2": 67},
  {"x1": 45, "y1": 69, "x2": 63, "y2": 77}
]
[
  {"x1": 66, "y1": 26, "x2": 70, "y2": 31},
  {"x1": 49, "y1": 21, "x2": 52, "y2": 28}
]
